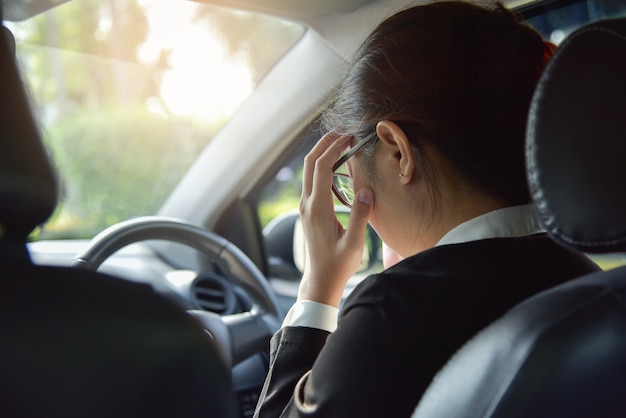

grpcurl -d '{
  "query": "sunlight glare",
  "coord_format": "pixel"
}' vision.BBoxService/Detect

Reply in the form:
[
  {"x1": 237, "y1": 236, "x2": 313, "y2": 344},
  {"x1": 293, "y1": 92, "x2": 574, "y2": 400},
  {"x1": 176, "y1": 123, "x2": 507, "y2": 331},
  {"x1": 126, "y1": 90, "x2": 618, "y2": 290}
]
[{"x1": 139, "y1": 2, "x2": 253, "y2": 121}]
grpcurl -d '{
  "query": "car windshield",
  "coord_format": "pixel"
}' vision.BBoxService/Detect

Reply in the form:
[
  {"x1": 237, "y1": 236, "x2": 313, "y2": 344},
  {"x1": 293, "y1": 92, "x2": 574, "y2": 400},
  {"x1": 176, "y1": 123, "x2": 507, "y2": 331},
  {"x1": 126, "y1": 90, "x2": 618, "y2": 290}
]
[{"x1": 6, "y1": 0, "x2": 304, "y2": 240}]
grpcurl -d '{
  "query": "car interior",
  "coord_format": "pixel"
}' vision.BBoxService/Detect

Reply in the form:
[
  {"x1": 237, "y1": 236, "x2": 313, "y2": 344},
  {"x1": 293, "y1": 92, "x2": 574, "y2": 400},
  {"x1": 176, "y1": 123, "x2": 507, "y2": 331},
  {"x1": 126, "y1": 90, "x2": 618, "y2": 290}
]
[
  {"x1": 0, "y1": 8, "x2": 237, "y2": 417},
  {"x1": 0, "y1": 11, "x2": 239, "y2": 417},
  {"x1": 1, "y1": 0, "x2": 625, "y2": 417}
]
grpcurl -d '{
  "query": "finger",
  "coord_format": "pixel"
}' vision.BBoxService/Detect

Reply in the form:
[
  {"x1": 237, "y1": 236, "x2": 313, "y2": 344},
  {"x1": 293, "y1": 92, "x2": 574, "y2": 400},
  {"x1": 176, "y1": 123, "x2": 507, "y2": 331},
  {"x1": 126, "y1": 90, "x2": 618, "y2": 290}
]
[
  {"x1": 301, "y1": 132, "x2": 348, "y2": 199},
  {"x1": 310, "y1": 136, "x2": 351, "y2": 205},
  {"x1": 344, "y1": 188, "x2": 374, "y2": 252},
  {"x1": 302, "y1": 133, "x2": 338, "y2": 199}
]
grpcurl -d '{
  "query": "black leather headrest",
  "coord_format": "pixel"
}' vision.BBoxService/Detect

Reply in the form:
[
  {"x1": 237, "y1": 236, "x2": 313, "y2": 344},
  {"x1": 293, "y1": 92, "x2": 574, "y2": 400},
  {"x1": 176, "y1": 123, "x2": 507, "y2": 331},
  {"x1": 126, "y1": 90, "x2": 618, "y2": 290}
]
[
  {"x1": 526, "y1": 18, "x2": 626, "y2": 254},
  {"x1": 0, "y1": 24, "x2": 58, "y2": 241}
]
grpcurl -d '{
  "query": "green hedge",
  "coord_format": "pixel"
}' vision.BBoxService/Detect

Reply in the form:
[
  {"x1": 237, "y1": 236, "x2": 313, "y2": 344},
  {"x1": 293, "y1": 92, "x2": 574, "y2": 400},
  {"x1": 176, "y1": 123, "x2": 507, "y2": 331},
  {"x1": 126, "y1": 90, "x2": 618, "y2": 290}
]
[{"x1": 38, "y1": 106, "x2": 214, "y2": 239}]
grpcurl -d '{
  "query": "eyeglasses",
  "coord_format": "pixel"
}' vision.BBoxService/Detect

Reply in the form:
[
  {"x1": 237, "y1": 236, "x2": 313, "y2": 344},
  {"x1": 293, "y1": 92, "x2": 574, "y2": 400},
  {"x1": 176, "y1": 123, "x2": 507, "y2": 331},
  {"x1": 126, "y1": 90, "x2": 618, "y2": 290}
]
[{"x1": 331, "y1": 132, "x2": 377, "y2": 208}]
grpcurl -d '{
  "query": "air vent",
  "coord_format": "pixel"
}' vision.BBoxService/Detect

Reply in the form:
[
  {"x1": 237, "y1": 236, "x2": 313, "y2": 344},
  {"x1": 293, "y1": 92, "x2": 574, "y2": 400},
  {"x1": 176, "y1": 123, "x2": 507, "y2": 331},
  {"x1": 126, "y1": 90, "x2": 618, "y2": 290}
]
[{"x1": 192, "y1": 274, "x2": 236, "y2": 314}]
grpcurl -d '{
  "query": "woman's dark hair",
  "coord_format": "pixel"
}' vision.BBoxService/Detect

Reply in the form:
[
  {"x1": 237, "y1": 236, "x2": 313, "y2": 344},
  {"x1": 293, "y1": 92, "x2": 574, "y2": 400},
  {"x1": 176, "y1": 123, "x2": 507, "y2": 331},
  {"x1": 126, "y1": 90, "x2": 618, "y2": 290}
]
[{"x1": 322, "y1": 1, "x2": 554, "y2": 206}]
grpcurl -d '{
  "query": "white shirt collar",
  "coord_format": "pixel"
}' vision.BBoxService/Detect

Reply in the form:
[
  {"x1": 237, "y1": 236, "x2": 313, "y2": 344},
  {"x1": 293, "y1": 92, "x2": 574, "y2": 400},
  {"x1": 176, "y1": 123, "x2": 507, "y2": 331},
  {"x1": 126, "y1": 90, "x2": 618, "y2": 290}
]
[{"x1": 435, "y1": 204, "x2": 544, "y2": 247}]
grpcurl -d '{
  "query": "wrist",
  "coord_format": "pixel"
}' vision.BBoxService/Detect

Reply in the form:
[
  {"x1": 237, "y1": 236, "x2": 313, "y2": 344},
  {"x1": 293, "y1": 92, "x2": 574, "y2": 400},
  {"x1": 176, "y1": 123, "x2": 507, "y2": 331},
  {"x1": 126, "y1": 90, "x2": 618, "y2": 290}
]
[{"x1": 297, "y1": 276, "x2": 344, "y2": 307}]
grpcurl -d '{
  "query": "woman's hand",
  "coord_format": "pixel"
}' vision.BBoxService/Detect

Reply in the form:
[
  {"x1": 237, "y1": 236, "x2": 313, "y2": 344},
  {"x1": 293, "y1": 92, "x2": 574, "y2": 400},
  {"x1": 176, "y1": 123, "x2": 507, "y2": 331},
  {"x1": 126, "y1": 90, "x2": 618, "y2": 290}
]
[{"x1": 298, "y1": 132, "x2": 374, "y2": 307}]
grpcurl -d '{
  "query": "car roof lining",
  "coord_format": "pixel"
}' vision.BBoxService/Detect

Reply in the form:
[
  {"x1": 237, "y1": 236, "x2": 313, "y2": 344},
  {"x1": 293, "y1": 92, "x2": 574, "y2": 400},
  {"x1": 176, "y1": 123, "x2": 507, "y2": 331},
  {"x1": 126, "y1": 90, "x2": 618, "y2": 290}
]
[
  {"x1": 2, "y1": 0, "x2": 539, "y2": 22},
  {"x1": 2, "y1": 0, "x2": 374, "y2": 21}
]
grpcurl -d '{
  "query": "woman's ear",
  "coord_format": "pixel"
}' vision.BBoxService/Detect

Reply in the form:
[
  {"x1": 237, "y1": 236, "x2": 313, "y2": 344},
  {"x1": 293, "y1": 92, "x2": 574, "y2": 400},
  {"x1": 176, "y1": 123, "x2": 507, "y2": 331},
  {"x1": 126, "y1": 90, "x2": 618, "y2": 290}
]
[{"x1": 376, "y1": 120, "x2": 416, "y2": 184}]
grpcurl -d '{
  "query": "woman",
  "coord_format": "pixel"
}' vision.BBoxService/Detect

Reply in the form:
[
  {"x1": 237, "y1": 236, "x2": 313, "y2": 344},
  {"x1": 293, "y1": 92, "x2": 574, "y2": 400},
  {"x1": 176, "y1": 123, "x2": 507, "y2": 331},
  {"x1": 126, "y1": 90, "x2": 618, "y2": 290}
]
[{"x1": 254, "y1": 2, "x2": 598, "y2": 417}]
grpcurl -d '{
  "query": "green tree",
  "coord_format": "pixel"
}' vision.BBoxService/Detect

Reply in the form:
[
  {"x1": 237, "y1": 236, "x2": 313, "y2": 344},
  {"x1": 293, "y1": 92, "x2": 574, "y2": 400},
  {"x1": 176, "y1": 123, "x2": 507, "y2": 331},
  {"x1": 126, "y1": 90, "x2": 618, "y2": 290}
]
[{"x1": 41, "y1": 106, "x2": 217, "y2": 239}]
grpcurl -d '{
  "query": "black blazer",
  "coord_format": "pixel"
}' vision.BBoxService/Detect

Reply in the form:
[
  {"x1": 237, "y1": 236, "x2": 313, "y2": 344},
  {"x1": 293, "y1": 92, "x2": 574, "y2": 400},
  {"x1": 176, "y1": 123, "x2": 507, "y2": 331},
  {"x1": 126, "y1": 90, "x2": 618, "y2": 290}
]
[{"x1": 254, "y1": 235, "x2": 600, "y2": 418}]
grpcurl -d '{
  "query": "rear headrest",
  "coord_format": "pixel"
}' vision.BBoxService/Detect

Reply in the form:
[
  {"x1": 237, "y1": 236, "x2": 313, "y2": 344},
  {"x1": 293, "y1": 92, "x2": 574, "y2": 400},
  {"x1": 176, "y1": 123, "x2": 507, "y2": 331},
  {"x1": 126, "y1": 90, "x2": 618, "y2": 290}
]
[
  {"x1": 526, "y1": 18, "x2": 626, "y2": 254},
  {"x1": 0, "y1": 24, "x2": 58, "y2": 241}
]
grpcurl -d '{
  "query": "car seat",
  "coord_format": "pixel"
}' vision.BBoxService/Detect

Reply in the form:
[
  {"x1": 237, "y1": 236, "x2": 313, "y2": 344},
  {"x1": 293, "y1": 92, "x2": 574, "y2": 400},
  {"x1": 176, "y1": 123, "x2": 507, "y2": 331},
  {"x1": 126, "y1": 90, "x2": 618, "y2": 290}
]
[
  {"x1": 0, "y1": 13, "x2": 237, "y2": 418},
  {"x1": 413, "y1": 17, "x2": 626, "y2": 418}
]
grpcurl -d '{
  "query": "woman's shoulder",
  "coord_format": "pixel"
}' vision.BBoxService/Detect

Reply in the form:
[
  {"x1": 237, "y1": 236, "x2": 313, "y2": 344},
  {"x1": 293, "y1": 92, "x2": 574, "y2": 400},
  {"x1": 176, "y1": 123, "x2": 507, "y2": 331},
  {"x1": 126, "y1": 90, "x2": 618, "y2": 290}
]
[
  {"x1": 342, "y1": 235, "x2": 599, "y2": 318},
  {"x1": 388, "y1": 234, "x2": 597, "y2": 274}
]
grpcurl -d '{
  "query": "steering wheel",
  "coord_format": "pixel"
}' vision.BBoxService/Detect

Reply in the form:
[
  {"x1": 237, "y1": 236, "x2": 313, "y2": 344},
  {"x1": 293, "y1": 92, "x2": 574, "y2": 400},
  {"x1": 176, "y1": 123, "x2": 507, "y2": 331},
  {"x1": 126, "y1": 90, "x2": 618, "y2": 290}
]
[{"x1": 71, "y1": 216, "x2": 282, "y2": 368}]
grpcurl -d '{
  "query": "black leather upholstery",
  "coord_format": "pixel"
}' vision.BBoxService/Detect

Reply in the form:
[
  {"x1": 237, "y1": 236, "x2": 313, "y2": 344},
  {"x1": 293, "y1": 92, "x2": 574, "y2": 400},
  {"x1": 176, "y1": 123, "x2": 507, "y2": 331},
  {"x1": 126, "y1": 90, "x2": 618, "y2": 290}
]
[
  {"x1": 526, "y1": 18, "x2": 626, "y2": 253},
  {"x1": 0, "y1": 10, "x2": 237, "y2": 418},
  {"x1": 1, "y1": 265, "x2": 238, "y2": 418},
  {"x1": 0, "y1": 23, "x2": 57, "y2": 241},
  {"x1": 414, "y1": 17, "x2": 626, "y2": 418}
]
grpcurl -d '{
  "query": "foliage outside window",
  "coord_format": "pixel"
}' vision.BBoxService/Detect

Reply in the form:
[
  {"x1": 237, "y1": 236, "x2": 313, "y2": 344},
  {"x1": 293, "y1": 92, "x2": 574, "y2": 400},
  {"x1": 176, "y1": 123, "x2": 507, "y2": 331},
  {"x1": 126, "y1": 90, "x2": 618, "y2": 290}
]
[{"x1": 8, "y1": 0, "x2": 303, "y2": 239}]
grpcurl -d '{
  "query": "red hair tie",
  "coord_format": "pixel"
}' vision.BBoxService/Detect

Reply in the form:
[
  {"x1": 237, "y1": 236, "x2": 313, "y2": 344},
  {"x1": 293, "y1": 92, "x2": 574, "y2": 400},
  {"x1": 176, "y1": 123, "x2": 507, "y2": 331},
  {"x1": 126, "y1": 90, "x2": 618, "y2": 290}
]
[{"x1": 543, "y1": 40, "x2": 558, "y2": 64}]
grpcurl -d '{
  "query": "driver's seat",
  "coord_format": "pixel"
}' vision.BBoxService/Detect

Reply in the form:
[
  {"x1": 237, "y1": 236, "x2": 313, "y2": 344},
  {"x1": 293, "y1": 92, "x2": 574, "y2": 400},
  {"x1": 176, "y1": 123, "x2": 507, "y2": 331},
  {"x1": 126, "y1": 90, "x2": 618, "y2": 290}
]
[
  {"x1": 0, "y1": 12, "x2": 237, "y2": 418},
  {"x1": 413, "y1": 17, "x2": 626, "y2": 418}
]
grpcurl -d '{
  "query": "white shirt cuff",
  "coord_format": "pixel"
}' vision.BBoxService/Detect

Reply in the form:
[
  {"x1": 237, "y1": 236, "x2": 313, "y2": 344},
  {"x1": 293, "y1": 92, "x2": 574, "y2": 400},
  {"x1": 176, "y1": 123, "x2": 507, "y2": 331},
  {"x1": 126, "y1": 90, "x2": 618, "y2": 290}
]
[{"x1": 282, "y1": 300, "x2": 339, "y2": 333}]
